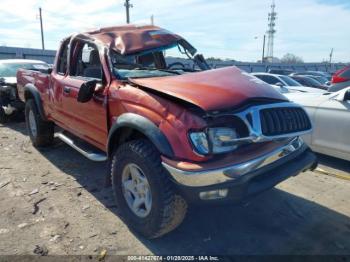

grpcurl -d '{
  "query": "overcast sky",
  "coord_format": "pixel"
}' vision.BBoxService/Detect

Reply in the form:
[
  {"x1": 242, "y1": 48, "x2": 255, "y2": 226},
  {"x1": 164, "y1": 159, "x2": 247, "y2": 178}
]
[{"x1": 0, "y1": 0, "x2": 349, "y2": 62}]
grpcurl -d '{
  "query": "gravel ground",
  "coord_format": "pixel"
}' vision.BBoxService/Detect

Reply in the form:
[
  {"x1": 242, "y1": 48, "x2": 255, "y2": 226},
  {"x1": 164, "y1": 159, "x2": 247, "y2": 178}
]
[{"x1": 0, "y1": 121, "x2": 349, "y2": 256}]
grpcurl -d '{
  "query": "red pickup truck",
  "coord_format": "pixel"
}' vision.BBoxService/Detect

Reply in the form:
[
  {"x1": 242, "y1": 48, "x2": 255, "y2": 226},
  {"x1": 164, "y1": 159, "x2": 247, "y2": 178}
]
[{"x1": 17, "y1": 25, "x2": 317, "y2": 238}]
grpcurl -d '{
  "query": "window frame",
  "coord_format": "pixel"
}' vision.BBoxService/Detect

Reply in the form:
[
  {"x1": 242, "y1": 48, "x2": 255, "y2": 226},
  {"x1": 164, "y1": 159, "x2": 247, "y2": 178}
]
[
  {"x1": 68, "y1": 39, "x2": 104, "y2": 82},
  {"x1": 56, "y1": 39, "x2": 70, "y2": 75}
]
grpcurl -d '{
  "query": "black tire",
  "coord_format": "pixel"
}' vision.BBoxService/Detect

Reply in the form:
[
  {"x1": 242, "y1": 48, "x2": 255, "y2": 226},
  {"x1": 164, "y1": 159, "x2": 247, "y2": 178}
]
[
  {"x1": 111, "y1": 139, "x2": 187, "y2": 239},
  {"x1": 25, "y1": 99, "x2": 54, "y2": 147},
  {"x1": 0, "y1": 97, "x2": 8, "y2": 124},
  {"x1": 0, "y1": 106, "x2": 8, "y2": 124}
]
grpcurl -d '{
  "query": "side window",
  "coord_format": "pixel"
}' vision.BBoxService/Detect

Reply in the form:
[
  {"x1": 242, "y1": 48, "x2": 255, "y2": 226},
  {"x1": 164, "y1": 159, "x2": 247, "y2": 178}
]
[
  {"x1": 255, "y1": 75, "x2": 267, "y2": 82},
  {"x1": 72, "y1": 43, "x2": 102, "y2": 80},
  {"x1": 267, "y1": 76, "x2": 281, "y2": 85},
  {"x1": 340, "y1": 68, "x2": 350, "y2": 78},
  {"x1": 259, "y1": 75, "x2": 277, "y2": 85},
  {"x1": 298, "y1": 78, "x2": 307, "y2": 85},
  {"x1": 57, "y1": 41, "x2": 69, "y2": 74}
]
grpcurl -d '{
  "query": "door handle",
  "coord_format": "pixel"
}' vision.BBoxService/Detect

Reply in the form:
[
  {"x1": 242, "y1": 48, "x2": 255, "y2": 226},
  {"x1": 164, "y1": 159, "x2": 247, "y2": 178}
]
[{"x1": 63, "y1": 86, "x2": 71, "y2": 94}]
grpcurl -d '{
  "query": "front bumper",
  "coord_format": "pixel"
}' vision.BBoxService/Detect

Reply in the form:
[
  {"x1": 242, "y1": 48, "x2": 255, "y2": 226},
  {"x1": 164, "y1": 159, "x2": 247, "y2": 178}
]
[{"x1": 162, "y1": 137, "x2": 317, "y2": 203}]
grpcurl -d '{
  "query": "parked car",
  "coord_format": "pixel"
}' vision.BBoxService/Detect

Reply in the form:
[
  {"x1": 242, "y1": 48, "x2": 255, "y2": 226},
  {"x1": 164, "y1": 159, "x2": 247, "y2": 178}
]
[
  {"x1": 307, "y1": 75, "x2": 331, "y2": 86},
  {"x1": 251, "y1": 73, "x2": 325, "y2": 93},
  {"x1": 0, "y1": 59, "x2": 49, "y2": 123},
  {"x1": 292, "y1": 71, "x2": 332, "y2": 81},
  {"x1": 329, "y1": 65, "x2": 350, "y2": 92},
  {"x1": 16, "y1": 25, "x2": 317, "y2": 238},
  {"x1": 290, "y1": 75, "x2": 327, "y2": 90},
  {"x1": 286, "y1": 87, "x2": 350, "y2": 161},
  {"x1": 268, "y1": 68, "x2": 294, "y2": 75}
]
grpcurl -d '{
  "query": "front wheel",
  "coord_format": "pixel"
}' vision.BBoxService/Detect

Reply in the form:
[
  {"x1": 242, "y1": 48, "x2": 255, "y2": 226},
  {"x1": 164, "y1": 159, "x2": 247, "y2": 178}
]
[
  {"x1": 25, "y1": 99, "x2": 54, "y2": 147},
  {"x1": 111, "y1": 139, "x2": 187, "y2": 239}
]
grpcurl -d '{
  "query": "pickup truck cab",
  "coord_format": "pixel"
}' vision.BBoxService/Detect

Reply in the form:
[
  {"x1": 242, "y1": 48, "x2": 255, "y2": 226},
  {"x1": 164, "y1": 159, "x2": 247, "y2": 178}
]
[{"x1": 17, "y1": 25, "x2": 317, "y2": 238}]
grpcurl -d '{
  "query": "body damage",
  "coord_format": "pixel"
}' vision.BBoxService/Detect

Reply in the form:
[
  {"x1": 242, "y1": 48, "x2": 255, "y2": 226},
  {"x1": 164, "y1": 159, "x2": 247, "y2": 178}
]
[
  {"x1": 108, "y1": 81, "x2": 208, "y2": 162},
  {"x1": 16, "y1": 25, "x2": 309, "y2": 167},
  {"x1": 108, "y1": 80, "x2": 291, "y2": 164},
  {"x1": 130, "y1": 66, "x2": 287, "y2": 112}
]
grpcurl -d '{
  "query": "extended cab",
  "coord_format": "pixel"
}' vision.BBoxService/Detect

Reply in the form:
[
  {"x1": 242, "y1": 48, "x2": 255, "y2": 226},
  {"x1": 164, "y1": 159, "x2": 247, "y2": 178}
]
[{"x1": 17, "y1": 25, "x2": 317, "y2": 238}]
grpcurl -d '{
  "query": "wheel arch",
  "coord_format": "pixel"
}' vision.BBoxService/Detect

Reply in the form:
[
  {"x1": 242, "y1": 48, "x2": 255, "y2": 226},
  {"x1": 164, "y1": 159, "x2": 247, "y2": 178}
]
[
  {"x1": 24, "y1": 84, "x2": 47, "y2": 121},
  {"x1": 107, "y1": 113, "x2": 174, "y2": 158}
]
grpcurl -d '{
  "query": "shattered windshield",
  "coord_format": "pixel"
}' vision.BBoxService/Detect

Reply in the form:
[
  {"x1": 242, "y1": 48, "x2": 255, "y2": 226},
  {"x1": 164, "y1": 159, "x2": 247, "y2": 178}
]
[{"x1": 111, "y1": 42, "x2": 208, "y2": 80}]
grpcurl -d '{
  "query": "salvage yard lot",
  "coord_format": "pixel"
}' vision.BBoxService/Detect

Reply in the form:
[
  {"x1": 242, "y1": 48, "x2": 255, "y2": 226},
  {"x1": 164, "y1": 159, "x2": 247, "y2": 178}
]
[{"x1": 0, "y1": 121, "x2": 350, "y2": 255}]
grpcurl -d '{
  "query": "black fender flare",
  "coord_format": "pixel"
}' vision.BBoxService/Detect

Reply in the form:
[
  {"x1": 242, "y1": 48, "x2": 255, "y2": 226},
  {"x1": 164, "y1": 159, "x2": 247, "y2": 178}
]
[
  {"x1": 24, "y1": 84, "x2": 47, "y2": 121},
  {"x1": 107, "y1": 113, "x2": 174, "y2": 158}
]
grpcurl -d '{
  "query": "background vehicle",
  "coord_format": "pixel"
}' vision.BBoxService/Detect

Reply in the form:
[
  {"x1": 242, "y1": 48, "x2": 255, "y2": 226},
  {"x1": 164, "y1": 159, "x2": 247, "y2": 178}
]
[
  {"x1": 290, "y1": 75, "x2": 327, "y2": 90},
  {"x1": 16, "y1": 25, "x2": 316, "y2": 238},
  {"x1": 292, "y1": 71, "x2": 332, "y2": 81},
  {"x1": 0, "y1": 59, "x2": 49, "y2": 123},
  {"x1": 329, "y1": 65, "x2": 350, "y2": 92},
  {"x1": 252, "y1": 73, "x2": 325, "y2": 93},
  {"x1": 268, "y1": 68, "x2": 294, "y2": 75},
  {"x1": 286, "y1": 87, "x2": 350, "y2": 161},
  {"x1": 307, "y1": 75, "x2": 331, "y2": 86}
]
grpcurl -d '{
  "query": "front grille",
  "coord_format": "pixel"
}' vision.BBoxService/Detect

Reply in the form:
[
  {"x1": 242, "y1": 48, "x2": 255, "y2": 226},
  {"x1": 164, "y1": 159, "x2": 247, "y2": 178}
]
[{"x1": 260, "y1": 107, "x2": 311, "y2": 136}]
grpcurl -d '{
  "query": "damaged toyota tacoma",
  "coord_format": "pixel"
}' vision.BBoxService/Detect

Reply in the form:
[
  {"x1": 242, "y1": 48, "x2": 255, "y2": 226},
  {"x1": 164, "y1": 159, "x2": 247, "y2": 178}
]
[{"x1": 16, "y1": 25, "x2": 317, "y2": 238}]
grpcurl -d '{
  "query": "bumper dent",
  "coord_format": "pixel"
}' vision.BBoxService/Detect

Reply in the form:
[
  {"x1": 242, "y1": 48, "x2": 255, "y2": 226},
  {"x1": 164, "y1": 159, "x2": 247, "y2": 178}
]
[{"x1": 162, "y1": 137, "x2": 307, "y2": 187}]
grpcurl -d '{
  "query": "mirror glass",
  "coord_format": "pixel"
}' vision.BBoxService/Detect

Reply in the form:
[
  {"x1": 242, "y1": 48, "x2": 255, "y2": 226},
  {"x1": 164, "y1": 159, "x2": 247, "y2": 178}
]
[{"x1": 77, "y1": 80, "x2": 97, "y2": 103}]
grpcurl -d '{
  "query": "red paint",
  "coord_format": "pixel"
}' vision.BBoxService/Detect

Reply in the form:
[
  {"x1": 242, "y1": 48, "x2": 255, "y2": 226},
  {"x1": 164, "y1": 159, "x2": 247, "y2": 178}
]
[
  {"x1": 16, "y1": 25, "x2": 287, "y2": 162},
  {"x1": 332, "y1": 65, "x2": 350, "y2": 84},
  {"x1": 130, "y1": 66, "x2": 286, "y2": 111}
]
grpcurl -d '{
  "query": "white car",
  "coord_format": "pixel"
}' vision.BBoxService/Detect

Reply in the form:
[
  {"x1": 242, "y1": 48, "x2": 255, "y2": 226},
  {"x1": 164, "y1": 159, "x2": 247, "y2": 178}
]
[
  {"x1": 286, "y1": 87, "x2": 350, "y2": 161},
  {"x1": 252, "y1": 73, "x2": 326, "y2": 94}
]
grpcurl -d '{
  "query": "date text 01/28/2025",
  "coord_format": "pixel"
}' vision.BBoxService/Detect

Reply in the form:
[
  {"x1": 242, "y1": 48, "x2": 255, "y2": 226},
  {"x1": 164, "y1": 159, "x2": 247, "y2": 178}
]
[{"x1": 127, "y1": 255, "x2": 220, "y2": 261}]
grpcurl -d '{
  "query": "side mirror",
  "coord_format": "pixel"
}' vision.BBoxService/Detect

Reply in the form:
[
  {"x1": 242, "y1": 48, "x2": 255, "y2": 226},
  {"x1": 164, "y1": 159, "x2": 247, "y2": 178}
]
[
  {"x1": 275, "y1": 82, "x2": 284, "y2": 87},
  {"x1": 344, "y1": 89, "x2": 350, "y2": 101},
  {"x1": 77, "y1": 80, "x2": 97, "y2": 103},
  {"x1": 47, "y1": 68, "x2": 53, "y2": 74}
]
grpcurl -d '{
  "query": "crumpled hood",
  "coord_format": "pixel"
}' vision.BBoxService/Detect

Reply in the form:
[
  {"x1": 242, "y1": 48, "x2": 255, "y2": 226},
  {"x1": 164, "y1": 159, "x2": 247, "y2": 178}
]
[{"x1": 130, "y1": 66, "x2": 287, "y2": 111}]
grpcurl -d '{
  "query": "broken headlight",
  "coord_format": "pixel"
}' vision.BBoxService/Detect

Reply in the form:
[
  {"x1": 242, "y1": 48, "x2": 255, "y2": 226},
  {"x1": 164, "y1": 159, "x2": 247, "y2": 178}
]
[{"x1": 189, "y1": 127, "x2": 239, "y2": 155}]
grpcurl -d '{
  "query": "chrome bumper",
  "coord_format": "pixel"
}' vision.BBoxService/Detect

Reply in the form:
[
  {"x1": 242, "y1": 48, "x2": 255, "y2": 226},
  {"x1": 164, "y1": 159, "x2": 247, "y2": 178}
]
[{"x1": 162, "y1": 137, "x2": 305, "y2": 187}]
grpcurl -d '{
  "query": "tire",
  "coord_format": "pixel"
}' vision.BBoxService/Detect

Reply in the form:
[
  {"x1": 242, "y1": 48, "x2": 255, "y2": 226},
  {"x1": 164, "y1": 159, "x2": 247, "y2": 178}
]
[
  {"x1": 25, "y1": 99, "x2": 54, "y2": 147},
  {"x1": 0, "y1": 106, "x2": 8, "y2": 124},
  {"x1": 111, "y1": 139, "x2": 187, "y2": 239},
  {"x1": 0, "y1": 97, "x2": 8, "y2": 124}
]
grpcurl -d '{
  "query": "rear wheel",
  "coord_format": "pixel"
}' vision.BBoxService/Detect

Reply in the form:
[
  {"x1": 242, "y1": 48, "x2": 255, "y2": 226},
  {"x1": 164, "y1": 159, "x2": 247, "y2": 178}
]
[
  {"x1": 0, "y1": 107, "x2": 8, "y2": 124},
  {"x1": 111, "y1": 139, "x2": 187, "y2": 239},
  {"x1": 25, "y1": 99, "x2": 54, "y2": 147},
  {"x1": 0, "y1": 98, "x2": 8, "y2": 124}
]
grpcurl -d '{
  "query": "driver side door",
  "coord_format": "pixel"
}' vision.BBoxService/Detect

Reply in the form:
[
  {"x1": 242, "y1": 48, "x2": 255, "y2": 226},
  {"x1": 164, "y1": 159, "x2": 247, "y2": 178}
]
[{"x1": 59, "y1": 41, "x2": 108, "y2": 150}]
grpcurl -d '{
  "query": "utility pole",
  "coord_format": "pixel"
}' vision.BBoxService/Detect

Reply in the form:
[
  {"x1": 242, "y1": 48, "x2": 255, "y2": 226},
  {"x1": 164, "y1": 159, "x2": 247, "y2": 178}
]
[
  {"x1": 124, "y1": 0, "x2": 133, "y2": 24},
  {"x1": 329, "y1": 48, "x2": 334, "y2": 64},
  {"x1": 266, "y1": 0, "x2": 277, "y2": 62},
  {"x1": 39, "y1": 7, "x2": 45, "y2": 50},
  {"x1": 151, "y1": 14, "x2": 154, "y2": 25},
  {"x1": 262, "y1": 34, "x2": 266, "y2": 63}
]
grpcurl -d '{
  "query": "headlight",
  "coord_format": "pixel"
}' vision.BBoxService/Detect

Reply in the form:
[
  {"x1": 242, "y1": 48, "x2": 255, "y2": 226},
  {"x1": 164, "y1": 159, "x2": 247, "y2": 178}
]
[
  {"x1": 189, "y1": 127, "x2": 239, "y2": 155},
  {"x1": 189, "y1": 132, "x2": 209, "y2": 155}
]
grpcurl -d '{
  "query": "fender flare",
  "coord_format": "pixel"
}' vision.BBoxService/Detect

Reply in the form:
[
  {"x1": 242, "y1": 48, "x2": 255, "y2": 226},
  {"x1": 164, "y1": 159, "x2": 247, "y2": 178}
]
[
  {"x1": 24, "y1": 84, "x2": 47, "y2": 121},
  {"x1": 107, "y1": 113, "x2": 174, "y2": 158}
]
